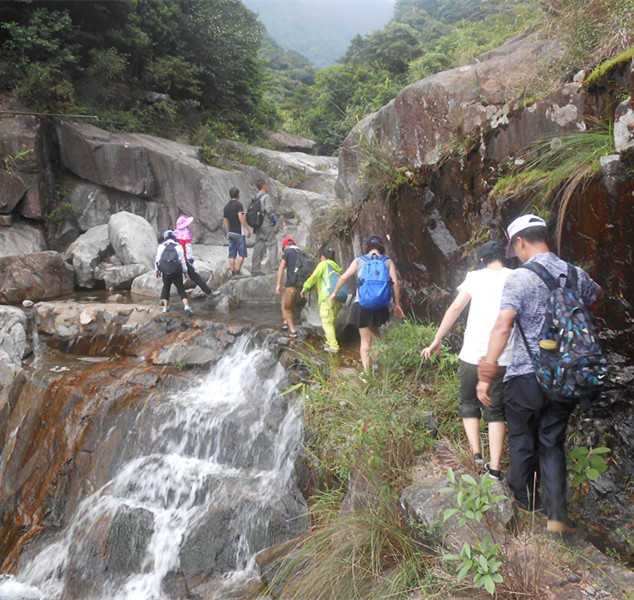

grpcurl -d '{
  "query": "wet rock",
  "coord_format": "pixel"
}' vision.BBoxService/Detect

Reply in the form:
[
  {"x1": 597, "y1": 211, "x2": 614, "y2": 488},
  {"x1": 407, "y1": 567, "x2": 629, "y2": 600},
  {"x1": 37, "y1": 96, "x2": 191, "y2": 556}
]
[
  {"x1": 218, "y1": 273, "x2": 278, "y2": 304},
  {"x1": 0, "y1": 251, "x2": 74, "y2": 304},
  {"x1": 130, "y1": 270, "x2": 164, "y2": 298},
  {"x1": 64, "y1": 224, "x2": 112, "y2": 288},
  {"x1": 102, "y1": 263, "x2": 150, "y2": 291},
  {"x1": 108, "y1": 211, "x2": 157, "y2": 269},
  {"x1": 61, "y1": 505, "x2": 155, "y2": 599},
  {"x1": 179, "y1": 498, "x2": 307, "y2": 591},
  {"x1": 151, "y1": 332, "x2": 224, "y2": 367}
]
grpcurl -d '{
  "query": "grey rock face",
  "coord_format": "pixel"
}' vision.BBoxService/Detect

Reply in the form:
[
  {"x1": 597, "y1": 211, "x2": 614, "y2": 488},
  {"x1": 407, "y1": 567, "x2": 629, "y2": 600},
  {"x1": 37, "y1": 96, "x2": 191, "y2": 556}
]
[
  {"x1": 0, "y1": 306, "x2": 27, "y2": 401},
  {"x1": 0, "y1": 219, "x2": 47, "y2": 258},
  {"x1": 64, "y1": 176, "x2": 160, "y2": 233},
  {"x1": 108, "y1": 211, "x2": 157, "y2": 268}
]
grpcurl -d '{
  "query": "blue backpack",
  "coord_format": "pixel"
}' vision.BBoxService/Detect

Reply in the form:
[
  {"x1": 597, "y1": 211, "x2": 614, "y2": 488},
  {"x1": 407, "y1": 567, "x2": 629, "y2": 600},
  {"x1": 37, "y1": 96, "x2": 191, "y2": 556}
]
[
  {"x1": 357, "y1": 254, "x2": 392, "y2": 310},
  {"x1": 323, "y1": 264, "x2": 348, "y2": 303}
]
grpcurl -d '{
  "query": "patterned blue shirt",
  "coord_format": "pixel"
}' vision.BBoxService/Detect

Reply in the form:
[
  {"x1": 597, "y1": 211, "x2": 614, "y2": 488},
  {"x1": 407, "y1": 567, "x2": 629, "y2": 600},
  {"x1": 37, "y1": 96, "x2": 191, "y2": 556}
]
[{"x1": 501, "y1": 252, "x2": 599, "y2": 380}]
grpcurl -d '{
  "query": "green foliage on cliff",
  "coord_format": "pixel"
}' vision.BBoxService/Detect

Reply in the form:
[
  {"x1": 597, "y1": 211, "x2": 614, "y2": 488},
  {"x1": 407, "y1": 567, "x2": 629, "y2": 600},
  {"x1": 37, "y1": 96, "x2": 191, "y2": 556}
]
[{"x1": 0, "y1": 0, "x2": 274, "y2": 137}]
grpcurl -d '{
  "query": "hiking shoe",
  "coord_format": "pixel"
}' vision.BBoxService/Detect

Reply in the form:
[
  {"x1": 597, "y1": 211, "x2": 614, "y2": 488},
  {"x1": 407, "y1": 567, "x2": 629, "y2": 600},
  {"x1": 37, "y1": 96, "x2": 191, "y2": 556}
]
[
  {"x1": 282, "y1": 323, "x2": 289, "y2": 331},
  {"x1": 323, "y1": 345, "x2": 338, "y2": 354},
  {"x1": 547, "y1": 519, "x2": 576, "y2": 534},
  {"x1": 474, "y1": 453, "x2": 484, "y2": 465},
  {"x1": 484, "y1": 463, "x2": 502, "y2": 480},
  {"x1": 288, "y1": 331, "x2": 298, "y2": 339},
  {"x1": 184, "y1": 306, "x2": 193, "y2": 314},
  {"x1": 162, "y1": 305, "x2": 169, "y2": 313}
]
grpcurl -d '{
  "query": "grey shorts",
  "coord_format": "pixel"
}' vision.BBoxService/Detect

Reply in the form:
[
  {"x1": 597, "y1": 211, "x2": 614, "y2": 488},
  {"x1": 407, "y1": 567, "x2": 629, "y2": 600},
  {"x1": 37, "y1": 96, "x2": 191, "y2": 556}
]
[{"x1": 458, "y1": 360, "x2": 506, "y2": 422}]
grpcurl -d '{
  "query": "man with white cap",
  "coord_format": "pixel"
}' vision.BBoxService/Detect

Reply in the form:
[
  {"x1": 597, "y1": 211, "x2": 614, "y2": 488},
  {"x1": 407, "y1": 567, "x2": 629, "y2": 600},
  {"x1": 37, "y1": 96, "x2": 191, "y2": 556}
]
[{"x1": 476, "y1": 214, "x2": 602, "y2": 534}]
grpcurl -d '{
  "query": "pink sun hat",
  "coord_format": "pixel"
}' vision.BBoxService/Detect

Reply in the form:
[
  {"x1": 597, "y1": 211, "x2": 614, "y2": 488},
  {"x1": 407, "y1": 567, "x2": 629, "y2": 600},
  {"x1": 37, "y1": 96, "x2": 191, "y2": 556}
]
[{"x1": 174, "y1": 215, "x2": 194, "y2": 240}]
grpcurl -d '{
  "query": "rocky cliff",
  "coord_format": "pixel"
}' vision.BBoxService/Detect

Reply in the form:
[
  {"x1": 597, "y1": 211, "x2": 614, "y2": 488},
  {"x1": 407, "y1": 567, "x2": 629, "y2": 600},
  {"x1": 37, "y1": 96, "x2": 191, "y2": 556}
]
[{"x1": 334, "y1": 32, "x2": 634, "y2": 359}]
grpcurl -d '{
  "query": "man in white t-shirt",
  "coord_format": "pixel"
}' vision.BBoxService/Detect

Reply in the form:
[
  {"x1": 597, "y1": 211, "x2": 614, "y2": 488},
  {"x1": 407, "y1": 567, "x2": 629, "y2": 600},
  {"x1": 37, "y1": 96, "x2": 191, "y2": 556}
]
[{"x1": 422, "y1": 241, "x2": 513, "y2": 479}]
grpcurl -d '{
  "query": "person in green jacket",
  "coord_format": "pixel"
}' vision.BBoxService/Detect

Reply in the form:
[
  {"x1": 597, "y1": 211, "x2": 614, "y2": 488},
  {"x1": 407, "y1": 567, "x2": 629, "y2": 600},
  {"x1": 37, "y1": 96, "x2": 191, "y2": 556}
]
[{"x1": 300, "y1": 246, "x2": 344, "y2": 353}]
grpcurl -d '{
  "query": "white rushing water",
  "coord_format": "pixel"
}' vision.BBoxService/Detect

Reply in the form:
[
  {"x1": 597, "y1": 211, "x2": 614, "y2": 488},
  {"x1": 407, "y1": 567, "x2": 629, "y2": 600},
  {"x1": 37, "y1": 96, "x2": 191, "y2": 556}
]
[{"x1": 0, "y1": 338, "x2": 305, "y2": 600}]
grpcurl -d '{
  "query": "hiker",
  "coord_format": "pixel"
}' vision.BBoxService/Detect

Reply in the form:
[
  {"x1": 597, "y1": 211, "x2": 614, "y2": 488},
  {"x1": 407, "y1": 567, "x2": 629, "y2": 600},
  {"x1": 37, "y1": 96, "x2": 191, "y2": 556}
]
[
  {"x1": 421, "y1": 241, "x2": 513, "y2": 479},
  {"x1": 250, "y1": 179, "x2": 278, "y2": 275},
  {"x1": 155, "y1": 230, "x2": 193, "y2": 314},
  {"x1": 330, "y1": 234, "x2": 405, "y2": 371},
  {"x1": 275, "y1": 238, "x2": 307, "y2": 338},
  {"x1": 222, "y1": 187, "x2": 251, "y2": 277},
  {"x1": 300, "y1": 245, "x2": 345, "y2": 353},
  {"x1": 173, "y1": 215, "x2": 213, "y2": 294},
  {"x1": 476, "y1": 214, "x2": 602, "y2": 534}
]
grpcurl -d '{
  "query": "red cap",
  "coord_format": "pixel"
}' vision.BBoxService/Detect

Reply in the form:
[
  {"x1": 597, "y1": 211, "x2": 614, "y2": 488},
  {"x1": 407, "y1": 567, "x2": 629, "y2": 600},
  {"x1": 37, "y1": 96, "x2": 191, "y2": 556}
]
[{"x1": 282, "y1": 237, "x2": 296, "y2": 248}]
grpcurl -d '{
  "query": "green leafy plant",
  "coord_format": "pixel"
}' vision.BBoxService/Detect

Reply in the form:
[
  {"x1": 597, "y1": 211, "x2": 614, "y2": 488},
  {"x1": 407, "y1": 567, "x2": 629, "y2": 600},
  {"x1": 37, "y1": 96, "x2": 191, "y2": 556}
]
[
  {"x1": 566, "y1": 445, "x2": 611, "y2": 487},
  {"x1": 441, "y1": 469, "x2": 507, "y2": 595}
]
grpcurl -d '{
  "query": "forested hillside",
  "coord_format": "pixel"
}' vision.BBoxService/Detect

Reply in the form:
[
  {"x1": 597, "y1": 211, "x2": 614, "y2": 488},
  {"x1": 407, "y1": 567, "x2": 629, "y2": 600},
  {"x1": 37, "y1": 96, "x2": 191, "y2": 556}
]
[{"x1": 1, "y1": 0, "x2": 632, "y2": 156}]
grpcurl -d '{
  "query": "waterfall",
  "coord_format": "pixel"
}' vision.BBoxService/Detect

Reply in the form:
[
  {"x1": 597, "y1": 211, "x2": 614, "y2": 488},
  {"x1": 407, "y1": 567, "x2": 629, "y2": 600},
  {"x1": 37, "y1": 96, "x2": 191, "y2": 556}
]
[{"x1": 0, "y1": 337, "x2": 307, "y2": 600}]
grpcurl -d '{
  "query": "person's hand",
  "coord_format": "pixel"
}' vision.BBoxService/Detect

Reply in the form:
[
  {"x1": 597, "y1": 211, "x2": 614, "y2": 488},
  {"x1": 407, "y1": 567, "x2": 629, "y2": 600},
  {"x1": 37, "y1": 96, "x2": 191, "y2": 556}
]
[
  {"x1": 300, "y1": 289, "x2": 306, "y2": 298},
  {"x1": 421, "y1": 339, "x2": 441, "y2": 360},
  {"x1": 477, "y1": 381, "x2": 492, "y2": 406},
  {"x1": 329, "y1": 293, "x2": 336, "y2": 303},
  {"x1": 275, "y1": 285, "x2": 281, "y2": 296},
  {"x1": 246, "y1": 230, "x2": 251, "y2": 238},
  {"x1": 394, "y1": 304, "x2": 405, "y2": 319},
  {"x1": 155, "y1": 272, "x2": 160, "y2": 278}
]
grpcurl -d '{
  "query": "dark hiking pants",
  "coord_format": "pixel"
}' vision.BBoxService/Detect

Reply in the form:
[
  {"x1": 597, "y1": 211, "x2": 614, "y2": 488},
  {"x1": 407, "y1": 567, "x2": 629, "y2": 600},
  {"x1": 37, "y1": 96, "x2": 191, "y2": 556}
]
[
  {"x1": 186, "y1": 262, "x2": 211, "y2": 294},
  {"x1": 505, "y1": 373, "x2": 574, "y2": 521}
]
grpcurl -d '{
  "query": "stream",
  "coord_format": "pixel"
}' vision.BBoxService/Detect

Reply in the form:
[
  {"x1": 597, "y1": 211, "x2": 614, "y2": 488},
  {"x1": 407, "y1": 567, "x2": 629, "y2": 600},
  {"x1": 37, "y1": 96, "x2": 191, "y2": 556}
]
[{"x1": 0, "y1": 330, "x2": 307, "y2": 600}]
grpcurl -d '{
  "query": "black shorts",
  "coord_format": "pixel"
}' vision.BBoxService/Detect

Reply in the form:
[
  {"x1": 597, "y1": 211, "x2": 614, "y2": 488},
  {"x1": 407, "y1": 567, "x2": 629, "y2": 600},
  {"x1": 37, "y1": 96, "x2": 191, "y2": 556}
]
[
  {"x1": 458, "y1": 360, "x2": 506, "y2": 422},
  {"x1": 348, "y1": 302, "x2": 390, "y2": 329}
]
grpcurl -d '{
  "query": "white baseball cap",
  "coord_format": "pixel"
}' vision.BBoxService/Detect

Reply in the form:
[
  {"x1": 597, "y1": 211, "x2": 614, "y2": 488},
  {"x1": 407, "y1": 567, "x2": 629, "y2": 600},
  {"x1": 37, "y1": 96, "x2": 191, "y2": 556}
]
[{"x1": 505, "y1": 214, "x2": 547, "y2": 257}]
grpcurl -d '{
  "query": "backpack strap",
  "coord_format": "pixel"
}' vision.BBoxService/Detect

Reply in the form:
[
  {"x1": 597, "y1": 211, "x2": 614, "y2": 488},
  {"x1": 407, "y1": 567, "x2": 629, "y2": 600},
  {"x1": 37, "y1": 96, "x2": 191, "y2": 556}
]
[
  {"x1": 565, "y1": 263, "x2": 578, "y2": 289},
  {"x1": 519, "y1": 261, "x2": 558, "y2": 290}
]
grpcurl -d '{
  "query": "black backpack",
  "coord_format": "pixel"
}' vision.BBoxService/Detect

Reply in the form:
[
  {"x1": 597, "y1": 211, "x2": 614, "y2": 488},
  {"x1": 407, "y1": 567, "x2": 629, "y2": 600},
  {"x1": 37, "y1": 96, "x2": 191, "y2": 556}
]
[
  {"x1": 245, "y1": 194, "x2": 265, "y2": 229},
  {"x1": 291, "y1": 249, "x2": 316, "y2": 287},
  {"x1": 158, "y1": 243, "x2": 182, "y2": 276},
  {"x1": 516, "y1": 262, "x2": 608, "y2": 404}
]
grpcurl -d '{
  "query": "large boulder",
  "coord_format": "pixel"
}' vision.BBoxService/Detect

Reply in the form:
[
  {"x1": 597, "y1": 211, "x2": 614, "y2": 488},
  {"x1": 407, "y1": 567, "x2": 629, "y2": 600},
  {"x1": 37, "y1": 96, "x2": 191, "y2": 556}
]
[
  {"x1": 130, "y1": 271, "x2": 163, "y2": 298},
  {"x1": 0, "y1": 251, "x2": 74, "y2": 304},
  {"x1": 0, "y1": 219, "x2": 47, "y2": 258},
  {"x1": 102, "y1": 263, "x2": 150, "y2": 291},
  {"x1": 336, "y1": 32, "x2": 573, "y2": 204},
  {"x1": 108, "y1": 211, "x2": 157, "y2": 268},
  {"x1": 64, "y1": 224, "x2": 112, "y2": 288}
]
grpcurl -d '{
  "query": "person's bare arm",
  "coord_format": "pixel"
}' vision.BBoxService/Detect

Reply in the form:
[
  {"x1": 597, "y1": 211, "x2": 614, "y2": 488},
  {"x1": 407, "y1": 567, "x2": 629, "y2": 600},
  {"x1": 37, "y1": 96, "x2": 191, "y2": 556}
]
[
  {"x1": 238, "y1": 212, "x2": 250, "y2": 238},
  {"x1": 388, "y1": 260, "x2": 405, "y2": 319},
  {"x1": 421, "y1": 290, "x2": 471, "y2": 359},
  {"x1": 330, "y1": 260, "x2": 357, "y2": 301},
  {"x1": 476, "y1": 308, "x2": 515, "y2": 405},
  {"x1": 275, "y1": 259, "x2": 286, "y2": 295}
]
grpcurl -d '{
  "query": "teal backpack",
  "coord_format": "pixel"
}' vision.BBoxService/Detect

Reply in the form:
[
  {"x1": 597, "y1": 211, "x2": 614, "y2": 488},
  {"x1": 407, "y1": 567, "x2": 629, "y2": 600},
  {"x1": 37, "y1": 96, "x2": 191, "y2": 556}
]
[{"x1": 323, "y1": 264, "x2": 347, "y2": 303}]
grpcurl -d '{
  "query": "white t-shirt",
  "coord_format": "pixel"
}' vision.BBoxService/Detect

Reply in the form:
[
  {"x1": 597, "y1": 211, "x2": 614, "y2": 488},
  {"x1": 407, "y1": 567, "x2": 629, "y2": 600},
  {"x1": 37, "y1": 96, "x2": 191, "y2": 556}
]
[{"x1": 457, "y1": 267, "x2": 514, "y2": 366}]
